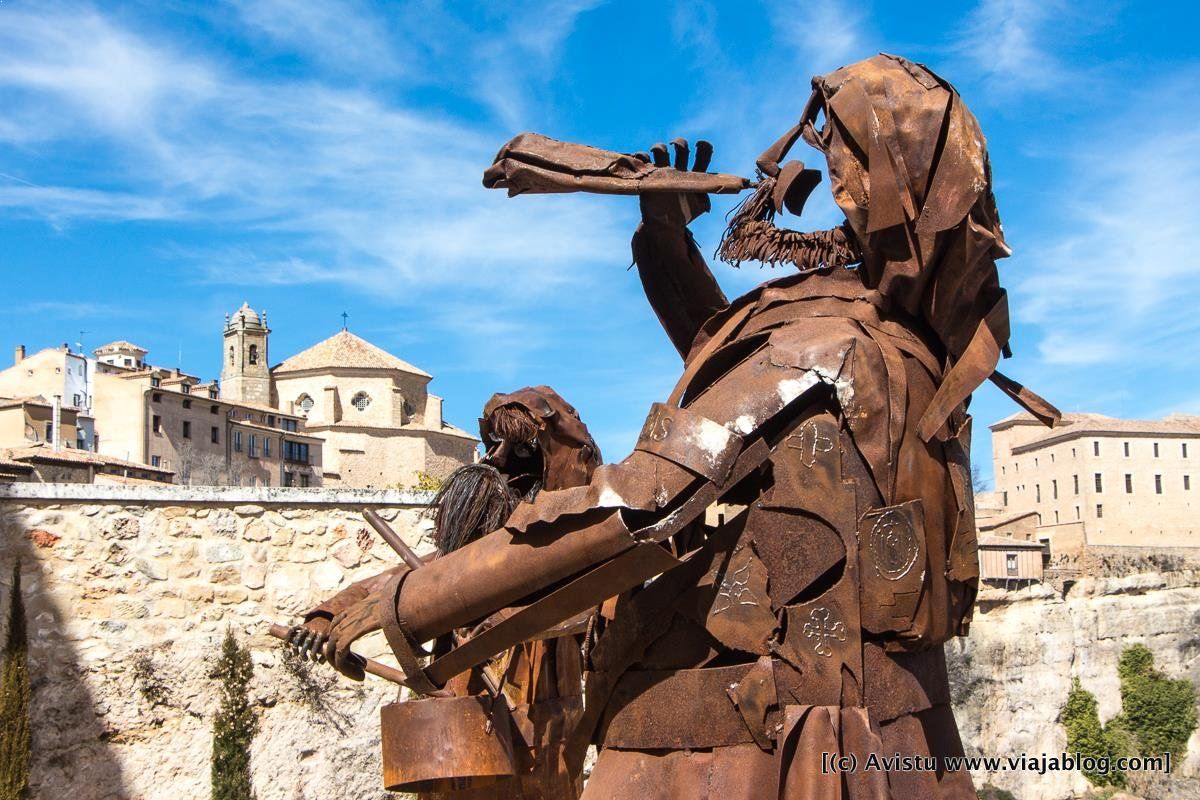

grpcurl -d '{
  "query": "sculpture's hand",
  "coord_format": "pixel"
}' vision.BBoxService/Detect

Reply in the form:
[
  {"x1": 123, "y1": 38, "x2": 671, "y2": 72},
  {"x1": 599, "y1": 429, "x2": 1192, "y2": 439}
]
[
  {"x1": 636, "y1": 137, "x2": 714, "y2": 226},
  {"x1": 286, "y1": 617, "x2": 331, "y2": 663},
  {"x1": 323, "y1": 596, "x2": 380, "y2": 682}
]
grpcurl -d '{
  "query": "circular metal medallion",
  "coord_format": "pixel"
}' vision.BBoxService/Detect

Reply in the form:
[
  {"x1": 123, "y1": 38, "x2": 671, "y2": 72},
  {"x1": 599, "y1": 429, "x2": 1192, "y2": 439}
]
[{"x1": 870, "y1": 509, "x2": 919, "y2": 580}]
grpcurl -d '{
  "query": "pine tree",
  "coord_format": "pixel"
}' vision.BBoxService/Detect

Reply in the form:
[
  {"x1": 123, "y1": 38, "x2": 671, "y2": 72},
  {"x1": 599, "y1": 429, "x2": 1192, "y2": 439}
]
[
  {"x1": 0, "y1": 563, "x2": 30, "y2": 800},
  {"x1": 211, "y1": 629, "x2": 257, "y2": 800}
]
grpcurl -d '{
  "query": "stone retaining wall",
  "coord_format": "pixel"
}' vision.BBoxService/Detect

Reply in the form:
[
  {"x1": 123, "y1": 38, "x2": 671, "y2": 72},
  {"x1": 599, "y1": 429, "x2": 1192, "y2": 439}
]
[{"x1": 0, "y1": 484, "x2": 436, "y2": 800}]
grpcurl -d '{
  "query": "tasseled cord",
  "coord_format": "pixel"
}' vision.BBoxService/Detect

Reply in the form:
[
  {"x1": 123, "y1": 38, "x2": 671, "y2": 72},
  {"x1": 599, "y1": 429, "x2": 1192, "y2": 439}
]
[{"x1": 717, "y1": 175, "x2": 861, "y2": 272}]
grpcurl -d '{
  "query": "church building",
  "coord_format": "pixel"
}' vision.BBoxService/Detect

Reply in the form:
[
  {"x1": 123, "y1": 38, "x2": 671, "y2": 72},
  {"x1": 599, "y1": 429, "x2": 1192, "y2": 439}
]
[{"x1": 220, "y1": 304, "x2": 477, "y2": 488}]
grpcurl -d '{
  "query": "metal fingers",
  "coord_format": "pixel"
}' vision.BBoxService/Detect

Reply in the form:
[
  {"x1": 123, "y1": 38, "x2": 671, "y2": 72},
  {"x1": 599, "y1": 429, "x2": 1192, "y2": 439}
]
[{"x1": 286, "y1": 624, "x2": 328, "y2": 663}]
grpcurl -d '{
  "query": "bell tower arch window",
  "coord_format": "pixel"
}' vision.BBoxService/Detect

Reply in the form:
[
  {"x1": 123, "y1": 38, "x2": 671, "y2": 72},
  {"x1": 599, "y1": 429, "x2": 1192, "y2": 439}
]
[{"x1": 248, "y1": 344, "x2": 258, "y2": 365}]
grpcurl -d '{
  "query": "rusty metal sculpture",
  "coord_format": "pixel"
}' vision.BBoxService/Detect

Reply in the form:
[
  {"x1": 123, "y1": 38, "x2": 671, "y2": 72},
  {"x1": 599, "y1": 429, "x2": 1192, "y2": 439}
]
[
  {"x1": 321, "y1": 54, "x2": 1060, "y2": 799},
  {"x1": 284, "y1": 386, "x2": 600, "y2": 798}
]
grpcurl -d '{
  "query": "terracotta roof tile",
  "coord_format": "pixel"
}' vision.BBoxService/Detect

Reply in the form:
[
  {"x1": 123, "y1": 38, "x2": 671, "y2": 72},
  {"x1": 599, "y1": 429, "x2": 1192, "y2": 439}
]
[{"x1": 272, "y1": 330, "x2": 431, "y2": 378}]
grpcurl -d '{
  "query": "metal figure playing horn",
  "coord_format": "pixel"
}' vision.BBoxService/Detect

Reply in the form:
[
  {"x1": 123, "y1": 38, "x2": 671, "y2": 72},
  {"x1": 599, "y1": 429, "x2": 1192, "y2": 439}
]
[{"x1": 312, "y1": 54, "x2": 1059, "y2": 799}]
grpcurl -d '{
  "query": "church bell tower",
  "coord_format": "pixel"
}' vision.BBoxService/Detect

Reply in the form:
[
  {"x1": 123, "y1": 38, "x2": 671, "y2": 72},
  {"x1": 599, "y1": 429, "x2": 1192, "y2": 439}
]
[{"x1": 221, "y1": 302, "x2": 271, "y2": 405}]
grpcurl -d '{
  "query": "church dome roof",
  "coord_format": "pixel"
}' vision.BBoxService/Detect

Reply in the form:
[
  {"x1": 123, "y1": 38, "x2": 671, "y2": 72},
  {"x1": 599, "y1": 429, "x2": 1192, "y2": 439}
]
[{"x1": 229, "y1": 302, "x2": 265, "y2": 329}]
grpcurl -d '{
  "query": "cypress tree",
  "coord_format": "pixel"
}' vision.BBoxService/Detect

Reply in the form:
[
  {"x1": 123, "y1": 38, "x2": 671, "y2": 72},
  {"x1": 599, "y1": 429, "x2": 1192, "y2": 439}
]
[
  {"x1": 0, "y1": 563, "x2": 30, "y2": 800},
  {"x1": 211, "y1": 629, "x2": 257, "y2": 800}
]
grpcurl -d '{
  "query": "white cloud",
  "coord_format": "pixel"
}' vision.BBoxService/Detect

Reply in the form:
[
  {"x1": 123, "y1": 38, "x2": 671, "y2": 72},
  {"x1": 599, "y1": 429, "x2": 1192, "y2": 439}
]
[
  {"x1": 0, "y1": 2, "x2": 630, "y2": 307},
  {"x1": 1013, "y1": 89, "x2": 1200, "y2": 376},
  {"x1": 951, "y1": 0, "x2": 1081, "y2": 95}
]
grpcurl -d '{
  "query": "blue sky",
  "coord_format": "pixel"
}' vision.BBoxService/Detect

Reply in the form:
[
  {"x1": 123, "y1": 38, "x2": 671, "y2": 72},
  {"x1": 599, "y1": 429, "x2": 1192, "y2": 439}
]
[{"x1": 1, "y1": 0, "x2": 1197, "y2": 486}]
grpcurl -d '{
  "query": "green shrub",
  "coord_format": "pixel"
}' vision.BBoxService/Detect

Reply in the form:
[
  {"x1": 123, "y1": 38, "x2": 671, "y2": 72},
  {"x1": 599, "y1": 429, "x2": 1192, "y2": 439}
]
[
  {"x1": 1061, "y1": 677, "x2": 1125, "y2": 787},
  {"x1": 211, "y1": 629, "x2": 257, "y2": 800},
  {"x1": 0, "y1": 564, "x2": 30, "y2": 800},
  {"x1": 1117, "y1": 644, "x2": 1198, "y2": 759}
]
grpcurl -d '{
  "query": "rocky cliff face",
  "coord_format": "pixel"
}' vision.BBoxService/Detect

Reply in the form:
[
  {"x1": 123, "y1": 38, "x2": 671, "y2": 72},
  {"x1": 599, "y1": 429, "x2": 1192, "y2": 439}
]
[{"x1": 947, "y1": 570, "x2": 1200, "y2": 799}]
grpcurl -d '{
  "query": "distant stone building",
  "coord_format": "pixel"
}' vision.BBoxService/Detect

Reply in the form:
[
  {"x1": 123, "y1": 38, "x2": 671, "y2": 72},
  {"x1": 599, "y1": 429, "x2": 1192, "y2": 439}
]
[
  {"x1": 0, "y1": 305, "x2": 476, "y2": 488},
  {"x1": 221, "y1": 303, "x2": 272, "y2": 407},
  {"x1": 985, "y1": 412, "x2": 1200, "y2": 554},
  {"x1": 270, "y1": 329, "x2": 477, "y2": 488}
]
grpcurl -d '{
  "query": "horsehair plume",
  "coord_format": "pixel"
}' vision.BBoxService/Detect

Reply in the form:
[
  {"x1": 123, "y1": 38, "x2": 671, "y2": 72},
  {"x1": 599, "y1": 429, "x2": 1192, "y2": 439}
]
[
  {"x1": 717, "y1": 175, "x2": 861, "y2": 271},
  {"x1": 428, "y1": 463, "x2": 518, "y2": 556},
  {"x1": 488, "y1": 404, "x2": 539, "y2": 443}
]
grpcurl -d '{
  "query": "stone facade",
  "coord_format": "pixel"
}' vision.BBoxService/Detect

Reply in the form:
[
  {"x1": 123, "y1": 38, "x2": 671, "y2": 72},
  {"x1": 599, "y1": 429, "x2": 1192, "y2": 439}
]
[
  {"x1": 221, "y1": 304, "x2": 272, "y2": 408},
  {"x1": 0, "y1": 483, "x2": 437, "y2": 800},
  {"x1": 989, "y1": 412, "x2": 1200, "y2": 553}
]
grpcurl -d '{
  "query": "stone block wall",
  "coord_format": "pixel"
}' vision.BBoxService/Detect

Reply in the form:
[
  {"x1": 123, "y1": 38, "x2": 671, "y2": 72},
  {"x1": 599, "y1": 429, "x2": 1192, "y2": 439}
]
[{"x1": 0, "y1": 483, "x2": 436, "y2": 800}]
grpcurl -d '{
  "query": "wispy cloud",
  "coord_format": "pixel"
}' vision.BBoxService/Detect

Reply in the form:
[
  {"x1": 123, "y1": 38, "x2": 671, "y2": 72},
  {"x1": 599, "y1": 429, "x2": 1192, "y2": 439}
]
[
  {"x1": 1013, "y1": 75, "x2": 1200, "y2": 379},
  {"x1": 950, "y1": 0, "x2": 1089, "y2": 96},
  {"x1": 0, "y1": 1, "x2": 627, "y2": 306}
]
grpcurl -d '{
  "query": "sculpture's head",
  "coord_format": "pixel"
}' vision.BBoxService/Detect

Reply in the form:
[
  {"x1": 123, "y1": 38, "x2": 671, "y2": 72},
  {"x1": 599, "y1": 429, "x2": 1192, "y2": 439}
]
[
  {"x1": 720, "y1": 53, "x2": 1014, "y2": 393},
  {"x1": 432, "y1": 386, "x2": 600, "y2": 555}
]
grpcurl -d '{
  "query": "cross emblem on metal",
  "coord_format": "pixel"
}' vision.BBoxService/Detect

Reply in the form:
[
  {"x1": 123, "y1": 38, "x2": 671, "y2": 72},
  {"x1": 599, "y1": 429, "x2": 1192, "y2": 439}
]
[
  {"x1": 802, "y1": 606, "x2": 846, "y2": 657},
  {"x1": 712, "y1": 562, "x2": 757, "y2": 615},
  {"x1": 786, "y1": 421, "x2": 835, "y2": 468}
]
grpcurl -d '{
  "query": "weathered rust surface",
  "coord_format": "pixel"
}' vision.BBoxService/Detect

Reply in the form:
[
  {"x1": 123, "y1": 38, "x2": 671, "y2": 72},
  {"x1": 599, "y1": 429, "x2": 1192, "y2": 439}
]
[{"x1": 321, "y1": 53, "x2": 1062, "y2": 799}]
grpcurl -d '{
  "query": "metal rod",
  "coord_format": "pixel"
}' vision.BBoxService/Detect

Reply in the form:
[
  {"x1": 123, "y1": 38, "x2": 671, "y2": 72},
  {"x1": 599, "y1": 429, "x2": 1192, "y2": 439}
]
[{"x1": 363, "y1": 508, "x2": 425, "y2": 570}]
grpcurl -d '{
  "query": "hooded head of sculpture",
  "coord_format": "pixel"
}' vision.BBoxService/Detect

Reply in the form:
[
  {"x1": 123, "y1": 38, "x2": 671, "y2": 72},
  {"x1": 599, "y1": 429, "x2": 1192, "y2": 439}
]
[
  {"x1": 432, "y1": 386, "x2": 601, "y2": 555},
  {"x1": 718, "y1": 54, "x2": 1058, "y2": 440}
]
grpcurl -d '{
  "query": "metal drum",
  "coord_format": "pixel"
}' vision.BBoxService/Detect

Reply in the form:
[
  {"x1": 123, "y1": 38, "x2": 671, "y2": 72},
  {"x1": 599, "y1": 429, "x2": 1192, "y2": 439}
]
[{"x1": 380, "y1": 695, "x2": 518, "y2": 793}]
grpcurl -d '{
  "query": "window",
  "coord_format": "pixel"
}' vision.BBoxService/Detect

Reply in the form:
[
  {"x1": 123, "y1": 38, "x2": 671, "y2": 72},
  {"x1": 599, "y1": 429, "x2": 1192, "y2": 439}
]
[
  {"x1": 267, "y1": 415, "x2": 276, "y2": 427},
  {"x1": 263, "y1": 437, "x2": 271, "y2": 457},
  {"x1": 209, "y1": 386, "x2": 219, "y2": 399},
  {"x1": 297, "y1": 394, "x2": 314, "y2": 413},
  {"x1": 1002, "y1": 491, "x2": 1008, "y2": 506},
  {"x1": 234, "y1": 430, "x2": 242, "y2": 452},
  {"x1": 1036, "y1": 484, "x2": 1041, "y2": 502},
  {"x1": 284, "y1": 440, "x2": 310, "y2": 463},
  {"x1": 182, "y1": 399, "x2": 192, "y2": 409},
  {"x1": 124, "y1": 358, "x2": 133, "y2": 367},
  {"x1": 1186, "y1": 475, "x2": 1192, "y2": 491},
  {"x1": 1073, "y1": 475, "x2": 1079, "y2": 494},
  {"x1": 44, "y1": 422, "x2": 53, "y2": 442},
  {"x1": 1052, "y1": 479, "x2": 1058, "y2": 499},
  {"x1": 249, "y1": 434, "x2": 259, "y2": 457},
  {"x1": 152, "y1": 415, "x2": 162, "y2": 434},
  {"x1": 182, "y1": 421, "x2": 191, "y2": 439},
  {"x1": 1072, "y1": 447, "x2": 1077, "y2": 458},
  {"x1": 1051, "y1": 453, "x2": 1055, "y2": 463},
  {"x1": 152, "y1": 393, "x2": 162, "y2": 403},
  {"x1": 1075, "y1": 506, "x2": 1081, "y2": 520},
  {"x1": 72, "y1": 393, "x2": 81, "y2": 407},
  {"x1": 1096, "y1": 504, "x2": 1104, "y2": 518},
  {"x1": 300, "y1": 473, "x2": 310, "y2": 487},
  {"x1": 1184, "y1": 443, "x2": 1190, "y2": 458},
  {"x1": 1155, "y1": 474, "x2": 1162, "y2": 494},
  {"x1": 211, "y1": 404, "x2": 219, "y2": 414},
  {"x1": 211, "y1": 426, "x2": 219, "y2": 444},
  {"x1": 1094, "y1": 473, "x2": 1103, "y2": 493},
  {"x1": 229, "y1": 346, "x2": 235, "y2": 365},
  {"x1": 1124, "y1": 442, "x2": 1130, "y2": 457},
  {"x1": 151, "y1": 455, "x2": 161, "y2": 467},
  {"x1": 1125, "y1": 474, "x2": 1133, "y2": 493},
  {"x1": 1006, "y1": 554, "x2": 1018, "y2": 576},
  {"x1": 283, "y1": 471, "x2": 294, "y2": 487},
  {"x1": 281, "y1": 418, "x2": 297, "y2": 432},
  {"x1": 351, "y1": 392, "x2": 371, "y2": 412},
  {"x1": 249, "y1": 344, "x2": 258, "y2": 365},
  {"x1": 1094, "y1": 441, "x2": 1100, "y2": 456},
  {"x1": 1035, "y1": 457, "x2": 1039, "y2": 468},
  {"x1": 150, "y1": 376, "x2": 161, "y2": 387},
  {"x1": 1001, "y1": 465, "x2": 1005, "y2": 476},
  {"x1": 1153, "y1": 442, "x2": 1160, "y2": 458},
  {"x1": 1054, "y1": 510, "x2": 1060, "y2": 524}
]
